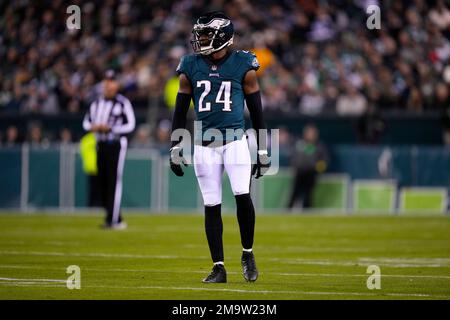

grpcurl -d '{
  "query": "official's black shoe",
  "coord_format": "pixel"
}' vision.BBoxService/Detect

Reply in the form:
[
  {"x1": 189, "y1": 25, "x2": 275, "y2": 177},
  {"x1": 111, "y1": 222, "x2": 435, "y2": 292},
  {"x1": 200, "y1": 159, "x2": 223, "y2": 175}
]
[
  {"x1": 241, "y1": 251, "x2": 258, "y2": 282},
  {"x1": 202, "y1": 264, "x2": 227, "y2": 283}
]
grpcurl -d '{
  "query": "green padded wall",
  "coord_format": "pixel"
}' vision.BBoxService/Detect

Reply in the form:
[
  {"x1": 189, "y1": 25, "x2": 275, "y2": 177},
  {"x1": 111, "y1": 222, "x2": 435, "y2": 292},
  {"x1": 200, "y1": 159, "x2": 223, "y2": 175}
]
[
  {"x1": 28, "y1": 147, "x2": 60, "y2": 207},
  {"x1": 400, "y1": 188, "x2": 447, "y2": 214},
  {"x1": 121, "y1": 158, "x2": 152, "y2": 208},
  {"x1": 167, "y1": 164, "x2": 199, "y2": 210},
  {"x1": 260, "y1": 170, "x2": 293, "y2": 210},
  {"x1": 312, "y1": 175, "x2": 349, "y2": 210},
  {"x1": 0, "y1": 147, "x2": 22, "y2": 207},
  {"x1": 353, "y1": 180, "x2": 396, "y2": 212},
  {"x1": 75, "y1": 152, "x2": 155, "y2": 209},
  {"x1": 74, "y1": 153, "x2": 87, "y2": 207}
]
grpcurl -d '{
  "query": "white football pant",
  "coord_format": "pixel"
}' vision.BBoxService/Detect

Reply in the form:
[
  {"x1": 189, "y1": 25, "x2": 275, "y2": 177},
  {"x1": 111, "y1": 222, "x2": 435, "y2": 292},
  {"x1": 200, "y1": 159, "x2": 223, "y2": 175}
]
[{"x1": 194, "y1": 136, "x2": 252, "y2": 206}]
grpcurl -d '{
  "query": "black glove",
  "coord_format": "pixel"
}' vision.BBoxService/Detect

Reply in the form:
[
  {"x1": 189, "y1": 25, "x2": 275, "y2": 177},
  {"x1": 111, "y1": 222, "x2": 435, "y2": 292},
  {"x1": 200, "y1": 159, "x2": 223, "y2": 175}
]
[
  {"x1": 170, "y1": 146, "x2": 187, "y2": 177},
  {"x1": 252, "y1": 150, "x2": 270, "y2": 179}
]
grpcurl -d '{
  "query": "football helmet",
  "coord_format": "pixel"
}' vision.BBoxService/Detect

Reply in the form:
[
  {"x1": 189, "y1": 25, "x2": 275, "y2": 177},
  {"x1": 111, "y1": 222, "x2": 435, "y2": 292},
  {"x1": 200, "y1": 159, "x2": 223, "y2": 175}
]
[{"x1": 191, "y1": 11, "x2": 234, "y2": 55}]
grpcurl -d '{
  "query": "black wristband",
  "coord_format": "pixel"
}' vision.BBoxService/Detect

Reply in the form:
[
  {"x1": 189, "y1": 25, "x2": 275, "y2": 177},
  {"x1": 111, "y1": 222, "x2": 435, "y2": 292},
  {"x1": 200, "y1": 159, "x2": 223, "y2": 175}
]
[{"x1": 171, "y1": 92, "x2": 192, "y2": 147}]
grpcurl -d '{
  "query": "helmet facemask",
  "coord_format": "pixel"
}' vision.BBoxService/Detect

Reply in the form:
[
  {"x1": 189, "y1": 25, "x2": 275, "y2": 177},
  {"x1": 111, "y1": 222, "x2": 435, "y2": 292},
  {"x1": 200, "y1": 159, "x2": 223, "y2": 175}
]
[{"x1": 191, "y1": 17, "x2": 234, "y2": 55}]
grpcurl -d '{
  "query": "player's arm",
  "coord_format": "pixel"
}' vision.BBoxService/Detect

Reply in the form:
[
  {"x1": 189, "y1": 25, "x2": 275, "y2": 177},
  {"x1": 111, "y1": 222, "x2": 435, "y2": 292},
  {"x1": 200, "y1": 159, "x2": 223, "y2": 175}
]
[
  {"x1": 243, "y1": 70, "x2": 269, "y2": 178},
  {"x1": 83, "y1": 101, "x2": 100, "y2": 132},
  {"x1": 169, "y1": 73, "x2": 192, "y2": 176},
  {"x1": 171, "y1": 74, "x2": 192, "y2": 147},
  {"x1": 243, "y1": 70, "x2": 266, "y2": 150}
]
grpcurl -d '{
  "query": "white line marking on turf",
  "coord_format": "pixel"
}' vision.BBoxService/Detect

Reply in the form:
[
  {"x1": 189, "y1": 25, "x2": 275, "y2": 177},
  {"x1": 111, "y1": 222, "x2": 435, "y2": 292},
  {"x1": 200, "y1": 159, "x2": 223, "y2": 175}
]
[
  {"x1": 2, "y1": 265, "x2": 450, "y2": 280},
  {"x1": 0, "y1": 280, "x2": 446, "y2": 298},
  {"x1": 4, "y1": 250, "x2": 450, "y2": 268},
  {"x1": 0, "y1": 277, "x2": 66, "y2": 283},
  {"x1": 270, "y1": 258, "x2": 450, "y2": 268},
  {"x1": 0, "y1": 250, "x2": 201, "y2": 260}
]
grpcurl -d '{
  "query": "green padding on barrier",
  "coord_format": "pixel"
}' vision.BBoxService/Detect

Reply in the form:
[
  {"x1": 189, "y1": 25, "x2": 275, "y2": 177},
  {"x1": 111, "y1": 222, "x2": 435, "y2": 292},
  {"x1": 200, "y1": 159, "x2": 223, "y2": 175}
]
[
  {"x1": 401, "y1": 189, "x2": 446, "y2": 213},
  {"x1": 122, "y1": 159, "x2": 152, "y2": 208},
  {"x1": 168, "y1": 165, "x2": 198, "y2": 210},
  {"x1": 28, "y1": 148, "x2": 59, "y2": 207},
  {"x1": 0, "y1": 148, "x2": 21, "y2": 207},
  {"x1": 354, "y1": 182, "x2": 395, "y2": 212},
  {"x1": 312, "y1": 177, "x2": 347, "y2": 210},
  {"x1": 75, "y1": 155, "x2": 154, "y2": 209},
  {"x1": 74, "y1": 154, "x2": 87, "y2": 207},
  {"x1": 261, "y1": 172, "x2": 293, "y2": 209}
]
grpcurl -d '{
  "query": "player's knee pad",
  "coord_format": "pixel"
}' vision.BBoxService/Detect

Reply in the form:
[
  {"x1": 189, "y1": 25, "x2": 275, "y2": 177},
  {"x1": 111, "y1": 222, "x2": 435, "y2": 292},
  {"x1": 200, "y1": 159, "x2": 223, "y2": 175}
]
[
  {"x1": 230, "y1": 182, "x2": 250, "y2": 196},
  {"x1": 202, "y1": 192, "x2": 222, "y2": 207}
]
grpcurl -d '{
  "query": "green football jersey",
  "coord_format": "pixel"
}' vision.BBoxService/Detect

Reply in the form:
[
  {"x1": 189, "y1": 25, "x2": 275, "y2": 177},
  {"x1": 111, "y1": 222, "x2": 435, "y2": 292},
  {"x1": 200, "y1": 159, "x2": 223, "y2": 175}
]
[{"x1": 176, "y1": 50, "x2": 260, "y2": 141}]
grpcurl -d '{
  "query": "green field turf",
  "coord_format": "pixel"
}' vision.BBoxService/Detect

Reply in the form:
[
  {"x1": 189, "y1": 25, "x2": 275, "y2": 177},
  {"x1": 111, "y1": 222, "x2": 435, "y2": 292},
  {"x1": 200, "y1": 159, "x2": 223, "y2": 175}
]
[{"x1": 0, "y1": 213, "x2": 449, "y2": 300}]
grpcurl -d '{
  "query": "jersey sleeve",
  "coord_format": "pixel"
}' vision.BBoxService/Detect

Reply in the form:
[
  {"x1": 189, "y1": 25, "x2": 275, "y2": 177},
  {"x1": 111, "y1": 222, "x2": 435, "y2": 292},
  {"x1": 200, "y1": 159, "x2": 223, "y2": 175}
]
[
  {"x1": 176, "y1": 55, "x2": 191, "y2": 78},
  {"x1": 243, "y1": 51, "x2": 260, "y2": 72}
]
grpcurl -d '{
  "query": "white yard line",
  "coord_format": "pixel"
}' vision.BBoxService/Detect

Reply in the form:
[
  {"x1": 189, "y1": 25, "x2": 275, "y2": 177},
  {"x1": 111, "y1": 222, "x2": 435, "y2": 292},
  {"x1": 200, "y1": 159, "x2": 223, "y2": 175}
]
[
  {"x1": 0, "y1": 280, "x2": 446, "y2": 298},
  {"x1": 0, "y1": 277, "x2": 66, "y2": 283},
  {"x1": 3, "y1": 250, "x2": 450, "y2": 268},
  {"x1": 0, "y1": 250, "x2": 197, "y2": 260},
  {"x1": 1, "y1": 264, "x2": 450, "y2": 280},
  {"x1": 270, "y1": 257, "x2": 450, "y2": 268}
]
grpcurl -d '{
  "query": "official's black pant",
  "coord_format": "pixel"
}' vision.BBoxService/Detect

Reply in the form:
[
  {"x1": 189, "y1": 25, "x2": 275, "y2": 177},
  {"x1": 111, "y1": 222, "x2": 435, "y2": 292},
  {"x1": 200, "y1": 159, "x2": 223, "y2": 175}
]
[
  {"x1": 288, "y1": 169, "x2": 317, "y2": 209},
  {"x1": 87, "y1": 174, "x2": 102, "y2": 207},
  {"x1": 97, "y1": 138, "x2": 127, "y2": 225}
]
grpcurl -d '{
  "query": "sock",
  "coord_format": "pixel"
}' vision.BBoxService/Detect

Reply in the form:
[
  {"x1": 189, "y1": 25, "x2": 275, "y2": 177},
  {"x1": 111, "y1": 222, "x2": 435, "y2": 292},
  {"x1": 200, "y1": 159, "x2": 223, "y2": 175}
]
[
  {"x1": 204, "y1": 204, "x2": 224, "y2": 263},
  {"x1": 235, "y1": 193, "x2": 255, "y2": 250},
  {"x1": 243, "y1": 248, "x2": 252, "y2": 253}
]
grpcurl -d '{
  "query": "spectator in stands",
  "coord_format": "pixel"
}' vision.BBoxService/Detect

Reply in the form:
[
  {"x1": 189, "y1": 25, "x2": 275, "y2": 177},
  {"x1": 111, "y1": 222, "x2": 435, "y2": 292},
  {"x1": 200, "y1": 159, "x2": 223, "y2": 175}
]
[
  {"x1": 299, "y1": 87, "x2": 325, "y2": 115},
  {"x1": 357, "y1": 105, "x2": 386, "y2": 145},
  {"x1": 131, "y1": 124, "x2": 152, "y2": 148},
  {"x1": 59, "y1": 128, "x2": 73, "y2": 145},
  {"x1": 4, "y1": 125, "x2": 21, "y2": 147},
  {"x1": 277, "y1": 127, "x2": 293, "y2": 167},
  {"x1": 1, "y1": 0, "x2": 450, "y2": 116},
  {"x1": 336, "y1": 84, "x2": 368, "y2": 116},
  {"x1": 27, "y1": 122, "x2": 47, "y2": 146},
  {"x1": 429, "y1": 0, "x2": 450, "y2": 35},
  {"x1": 434, "y1": 83, "x2": 450, "y2": 110},
  {"x1": 150, "y1": 119, "x2": 171, "y2": 151},
  {"x1": 288, "y1": 124, "x2": 328, "y2": 210}
]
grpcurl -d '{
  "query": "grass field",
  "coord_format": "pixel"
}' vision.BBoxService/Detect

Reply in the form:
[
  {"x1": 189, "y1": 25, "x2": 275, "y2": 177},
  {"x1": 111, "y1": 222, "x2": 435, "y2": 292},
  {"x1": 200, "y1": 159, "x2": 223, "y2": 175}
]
[{"x1": 0, "y1": 212, "x2": 449, "y2": 299}]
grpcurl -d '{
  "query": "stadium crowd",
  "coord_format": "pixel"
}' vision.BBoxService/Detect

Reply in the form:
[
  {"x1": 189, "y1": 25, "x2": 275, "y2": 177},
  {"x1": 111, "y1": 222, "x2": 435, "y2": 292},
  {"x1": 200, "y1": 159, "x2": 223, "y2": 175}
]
[{"x1": 1, "y1": 0, "x2": 450, "y2": 144}]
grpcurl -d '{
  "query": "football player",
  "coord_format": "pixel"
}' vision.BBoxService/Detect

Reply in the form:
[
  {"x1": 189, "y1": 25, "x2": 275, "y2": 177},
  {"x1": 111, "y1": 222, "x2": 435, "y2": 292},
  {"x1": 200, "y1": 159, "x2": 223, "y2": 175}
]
[{"x1": 169, "y1": 11, "x2": 269, "y2": 283}]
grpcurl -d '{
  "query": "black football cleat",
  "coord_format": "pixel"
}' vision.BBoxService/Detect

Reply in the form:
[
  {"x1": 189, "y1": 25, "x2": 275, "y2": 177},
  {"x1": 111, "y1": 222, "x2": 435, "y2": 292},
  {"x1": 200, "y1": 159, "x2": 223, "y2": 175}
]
[
  {"x1": 202, "y1": 264, "x2": 227, "y2": 283},
  {"x1": 241, "y1": 251, "x2": 258, "y2": 282}
]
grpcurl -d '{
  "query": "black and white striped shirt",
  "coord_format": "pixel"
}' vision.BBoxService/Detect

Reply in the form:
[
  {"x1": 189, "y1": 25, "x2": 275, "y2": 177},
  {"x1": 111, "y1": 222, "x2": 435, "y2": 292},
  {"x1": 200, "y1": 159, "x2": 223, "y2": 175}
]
[{"x1": 83, "y1": 94, "x2": 136, "y2": 141}]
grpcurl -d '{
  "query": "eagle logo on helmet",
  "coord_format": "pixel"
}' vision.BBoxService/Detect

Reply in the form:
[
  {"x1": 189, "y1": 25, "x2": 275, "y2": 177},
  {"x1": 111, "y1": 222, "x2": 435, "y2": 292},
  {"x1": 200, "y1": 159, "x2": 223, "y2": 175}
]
[{"x1": 191, "y1": 12, "x2": 234, "y2": 56}]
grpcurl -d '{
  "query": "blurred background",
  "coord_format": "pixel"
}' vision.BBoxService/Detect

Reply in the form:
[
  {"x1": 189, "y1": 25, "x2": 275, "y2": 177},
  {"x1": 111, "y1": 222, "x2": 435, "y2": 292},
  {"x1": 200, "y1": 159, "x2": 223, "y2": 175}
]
[{"x1": 0, "y1": 0, "x2": 449, "y2": 213}]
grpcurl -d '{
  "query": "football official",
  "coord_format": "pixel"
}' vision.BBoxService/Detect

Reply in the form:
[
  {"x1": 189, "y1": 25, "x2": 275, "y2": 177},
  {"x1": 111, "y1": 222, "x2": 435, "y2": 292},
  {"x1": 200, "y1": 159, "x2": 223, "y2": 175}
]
[{"x1": 83, "y1": 70, "x2": 136, "y2": 229}]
